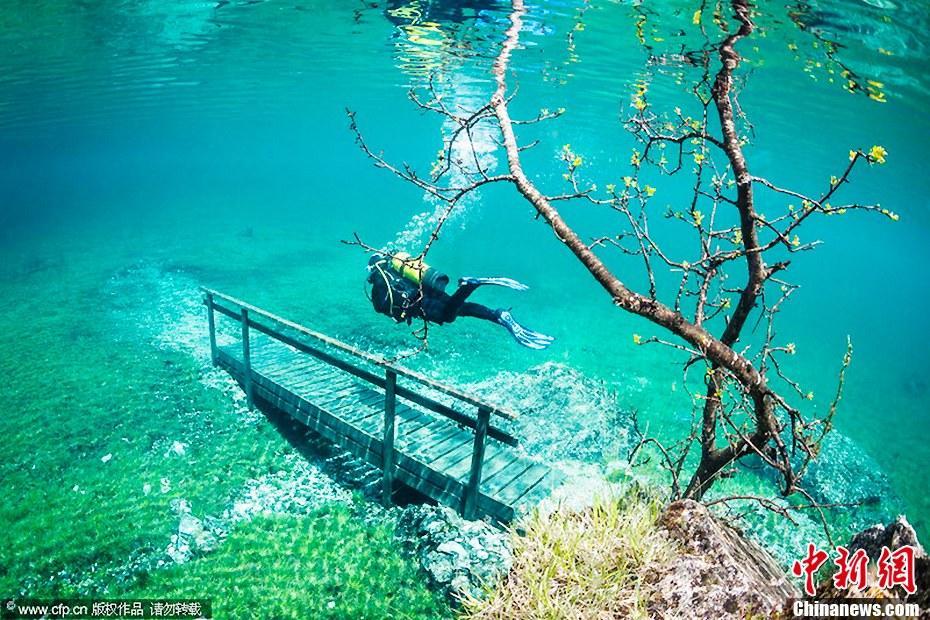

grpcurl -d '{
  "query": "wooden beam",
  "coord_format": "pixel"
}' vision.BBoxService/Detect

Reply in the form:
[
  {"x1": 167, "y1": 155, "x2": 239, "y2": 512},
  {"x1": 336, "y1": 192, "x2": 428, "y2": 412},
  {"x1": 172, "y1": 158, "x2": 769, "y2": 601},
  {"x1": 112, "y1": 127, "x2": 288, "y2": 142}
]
[
  {"x1": 382, "y1": 369, "x2": 397, "y2": 506},
  {"x1": 462, "y1": 406, "x2": 490, "y2": 520},
  {"x1": 205, "y1": 292, "x2": 218, "y2": 365},
  {"x1": 241, "y1": 308, "x2": 253, "y2": 410}
]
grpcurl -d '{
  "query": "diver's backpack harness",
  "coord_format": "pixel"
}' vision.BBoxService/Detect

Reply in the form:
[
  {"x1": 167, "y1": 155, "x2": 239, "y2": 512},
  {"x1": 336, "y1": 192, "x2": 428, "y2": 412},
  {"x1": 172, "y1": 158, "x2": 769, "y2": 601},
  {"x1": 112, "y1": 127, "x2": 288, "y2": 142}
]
[
  {"x1": 370, "y1": 257, "x2": 409, "y2": 322},
  {"x1": 369, "y1": 252, "x2": 449, "y2": 323}
]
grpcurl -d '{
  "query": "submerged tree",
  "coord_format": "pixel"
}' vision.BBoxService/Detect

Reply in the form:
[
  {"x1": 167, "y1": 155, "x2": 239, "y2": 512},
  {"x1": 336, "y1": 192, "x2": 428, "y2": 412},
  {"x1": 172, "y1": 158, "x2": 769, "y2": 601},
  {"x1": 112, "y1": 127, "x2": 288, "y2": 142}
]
[{"x1": 348, "y1": 0, "x2": 894, "y2": 527}]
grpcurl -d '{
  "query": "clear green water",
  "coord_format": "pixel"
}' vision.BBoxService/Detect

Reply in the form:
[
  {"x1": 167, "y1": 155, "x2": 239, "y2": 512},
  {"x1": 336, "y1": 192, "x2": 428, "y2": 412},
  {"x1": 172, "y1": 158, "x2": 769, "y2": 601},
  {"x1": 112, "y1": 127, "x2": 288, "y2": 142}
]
[{"x1": 1, "y1": 0, "x2": 928, "y2": 604}]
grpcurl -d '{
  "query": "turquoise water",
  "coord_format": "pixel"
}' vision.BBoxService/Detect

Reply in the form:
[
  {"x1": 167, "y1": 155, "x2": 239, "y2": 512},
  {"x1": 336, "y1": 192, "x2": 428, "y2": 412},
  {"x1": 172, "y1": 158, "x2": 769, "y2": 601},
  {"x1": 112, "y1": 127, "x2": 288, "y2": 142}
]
[{"x1": 1, "y1": 0, "x2": 928, "y2": 591}]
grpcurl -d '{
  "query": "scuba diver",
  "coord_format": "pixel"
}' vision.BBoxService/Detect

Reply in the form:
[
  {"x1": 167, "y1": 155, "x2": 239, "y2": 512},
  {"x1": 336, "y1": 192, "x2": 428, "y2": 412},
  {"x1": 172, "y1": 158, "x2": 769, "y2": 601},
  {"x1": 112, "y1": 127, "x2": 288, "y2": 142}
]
[{"x1": 366, "y1": 252, "x2": 553, "y2": 349}]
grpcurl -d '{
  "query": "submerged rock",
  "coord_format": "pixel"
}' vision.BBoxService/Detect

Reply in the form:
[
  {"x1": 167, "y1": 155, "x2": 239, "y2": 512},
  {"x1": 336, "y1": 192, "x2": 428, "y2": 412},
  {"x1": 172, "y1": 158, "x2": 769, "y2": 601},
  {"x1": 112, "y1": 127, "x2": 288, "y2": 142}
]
[
  {"x1": 165, "y1": 499, "x2": 221, "y2": 564},
  {"x1": 164, "y1": 440, "x2": 188, "y2": 458},
  {"x1": 648, "y1": 499, "x2": 799, "y2": 619},
  {"x1": 224, "y1": 461, "x2": 353, "y2": 522},
  {"x1": 396, "y1": 504, "x2": 512, "y2": 603}
]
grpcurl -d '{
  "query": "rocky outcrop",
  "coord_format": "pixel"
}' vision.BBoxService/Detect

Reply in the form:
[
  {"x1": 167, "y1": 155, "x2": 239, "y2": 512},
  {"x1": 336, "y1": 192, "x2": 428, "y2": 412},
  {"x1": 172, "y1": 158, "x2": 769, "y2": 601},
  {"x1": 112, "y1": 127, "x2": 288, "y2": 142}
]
[
  {"x1": 848, "y1": 516, "x2": 926, "y2": 560},
  {"x1": 648, "y1": 499, "x2": 800, "y2": 619},
  {"x1": 396, "y1": 505, "x2": 513, "y2": 603}
]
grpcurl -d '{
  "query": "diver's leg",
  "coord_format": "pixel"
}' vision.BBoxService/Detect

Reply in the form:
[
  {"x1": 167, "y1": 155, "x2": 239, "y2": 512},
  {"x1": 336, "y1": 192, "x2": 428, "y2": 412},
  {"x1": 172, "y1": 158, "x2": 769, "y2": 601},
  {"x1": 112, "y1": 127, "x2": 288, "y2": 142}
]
[
  {"x1": 457, "y1": 303, "x2": 554, "y2": 350},
  {"x1": 422, "y1": 292, "x2": 459, "y2": 324},
  {"x1": 438, "y1": 283, "x2": 482, "y2": 322},
  {"x1": 441, "y1": 276, "x2": 529, "y2": 322},
  {"x1": 456, "y1": 301, "x2": 501, "y2": 322}
]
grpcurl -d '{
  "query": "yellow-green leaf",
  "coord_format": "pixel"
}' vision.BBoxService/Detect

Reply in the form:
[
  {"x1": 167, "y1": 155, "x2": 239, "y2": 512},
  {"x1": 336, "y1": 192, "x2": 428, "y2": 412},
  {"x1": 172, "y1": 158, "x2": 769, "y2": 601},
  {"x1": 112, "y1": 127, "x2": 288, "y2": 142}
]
[{"x1": 869, "y1": 145, "x2": 887, "y2": 164}]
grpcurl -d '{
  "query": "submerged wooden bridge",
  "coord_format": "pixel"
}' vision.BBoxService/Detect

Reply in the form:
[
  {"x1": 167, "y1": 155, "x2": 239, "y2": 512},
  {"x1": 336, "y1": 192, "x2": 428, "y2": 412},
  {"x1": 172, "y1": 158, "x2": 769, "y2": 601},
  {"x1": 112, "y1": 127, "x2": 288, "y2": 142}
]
[{"x1": 203, "y1": 289, "x2": 563, "y2": 522}]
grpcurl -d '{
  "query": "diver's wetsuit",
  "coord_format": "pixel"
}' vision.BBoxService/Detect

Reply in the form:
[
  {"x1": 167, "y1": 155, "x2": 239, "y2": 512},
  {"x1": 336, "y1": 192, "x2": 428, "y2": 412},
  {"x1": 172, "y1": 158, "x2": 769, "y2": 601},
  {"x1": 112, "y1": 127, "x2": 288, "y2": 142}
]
[
  {"x1": 366, "y1": 254, "x2": 554, "y2": 349},
  {"x1": 368, "y1": 261, "x2": 498, "y2": 325}
]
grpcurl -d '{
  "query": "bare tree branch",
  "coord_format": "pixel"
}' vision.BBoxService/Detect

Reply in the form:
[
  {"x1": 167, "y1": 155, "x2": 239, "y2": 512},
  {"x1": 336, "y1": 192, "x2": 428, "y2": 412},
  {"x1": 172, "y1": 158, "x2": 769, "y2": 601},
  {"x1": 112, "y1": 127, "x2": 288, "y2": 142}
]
[{"x1": 346, "y1": 0, "x2": 892, "y2": 520}]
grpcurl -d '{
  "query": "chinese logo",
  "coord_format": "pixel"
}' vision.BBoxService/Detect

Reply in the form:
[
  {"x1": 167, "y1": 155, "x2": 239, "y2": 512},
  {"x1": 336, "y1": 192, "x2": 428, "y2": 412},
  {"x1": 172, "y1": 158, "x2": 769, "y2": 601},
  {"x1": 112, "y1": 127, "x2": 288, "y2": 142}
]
[{"x1": 791, "y1": 543, "x2": 917, "y2": 597}]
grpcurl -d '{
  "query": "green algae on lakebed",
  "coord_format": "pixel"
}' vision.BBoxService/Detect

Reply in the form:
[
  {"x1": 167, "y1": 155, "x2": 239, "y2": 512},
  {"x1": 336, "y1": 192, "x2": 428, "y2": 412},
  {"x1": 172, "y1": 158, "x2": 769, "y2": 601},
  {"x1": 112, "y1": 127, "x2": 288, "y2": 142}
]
[
  {"x1": 0, "y1": 246, "x2": 450, "y2": 618},
  {"x1": 131, "y1": 510, "x2": 447, "y2": 620}
]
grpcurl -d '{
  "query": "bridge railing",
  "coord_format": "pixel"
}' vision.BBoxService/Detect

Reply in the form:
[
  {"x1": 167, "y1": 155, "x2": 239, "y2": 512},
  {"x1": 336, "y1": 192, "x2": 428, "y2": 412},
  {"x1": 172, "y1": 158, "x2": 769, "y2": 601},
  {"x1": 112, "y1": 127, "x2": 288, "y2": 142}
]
[{"x1": 202, "y1": 288, "x2": 518, "y2": 519}]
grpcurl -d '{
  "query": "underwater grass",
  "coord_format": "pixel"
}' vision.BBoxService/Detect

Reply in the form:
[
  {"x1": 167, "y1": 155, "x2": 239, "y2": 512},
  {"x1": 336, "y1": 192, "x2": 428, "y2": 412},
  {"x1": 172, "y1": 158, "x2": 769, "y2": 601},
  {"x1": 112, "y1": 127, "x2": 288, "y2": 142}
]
[
  {"x1": 0, "y1": 255, "x2": 451, "y2": 618},
  {"x1": 130, "y1": 506, "x2": 448, "y2": 619},
  {"x1": 0, "y1": 311, "x2": 286, "y2": 595},
  {"x1": 461, "y1": 494, "x2": 675, "y2": 620}
]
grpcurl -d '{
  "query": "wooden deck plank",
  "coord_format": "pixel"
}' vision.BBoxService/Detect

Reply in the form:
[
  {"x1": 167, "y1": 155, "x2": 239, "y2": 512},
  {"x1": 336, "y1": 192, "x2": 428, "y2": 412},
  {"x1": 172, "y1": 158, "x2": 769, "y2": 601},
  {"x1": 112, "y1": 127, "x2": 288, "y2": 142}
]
[
  {"x1": 258, "y1": 357, "x2": 322, "y2": 380},
  {"x1": 351, "y1": 402, "x2": 413, "y2": 437},
  {"x1": 494, "y1": 464, "x2": 551, "y2": 506},
  {"x1": 413, "y1": 429, "x2": 473, "y2": 466},
  {"x1": 398, "y1": 412, "x2": 455, "y2": 444},
  {"x1": 389, "y1": 406, "x2": 435, "y2": 439},
  {"x1": 275, "y1": 358, "x2": 341, "y2": 381},
  {"x1": 267, "y1": 370, "x2": 338, "y2": 395},
  {"x1": 429, "y1": 437, "x2": 478, "y2": 473},
  {"x1": 401, "y1": 412, "x2": 458, "y2": 441},
  {"x1": 403, "y1": 422, "x2": 472, "y2": 469},
  {"x1": 512, "y1": 470, "x2": 564, "y2": 508},
  {"x1": 284, "y1": 368, "x2": 350, "y2": 394},
  {"x1": 316, "y1": 394, "x2": 372, "y2": 423},
  {"x1": 333, "y1": 402, "x2": 383, "y2": 432},
  {"x1": 325, "y1": 398, "x2": 387, "y2": 435},
  {"x1": 353, "y1": 407, "x2": 391, "y2": 436},
  {"x1": 445, "y1": 440, "x2": 510, "y2": 488},
  {"x1": 398, "y1": 421, "x2": 461, "y2": 460},
  {"x1": 252, "y1": 339, "x2": 294, "y2": 357},
  {"x1": 481, "y1": 458, "x2": 533, "y2": 494},
  {"x1": 270, "y1": 389, "x2": 467, "y2": 507},
  {"x1": 244, "y1": 342, "x2": 295, "y2": 367},
  {"x1": 247, "y1": 349, "x2": 288, "y2": 369},
  {"x1": 343, "y1": 400, "x2": 389, "y2": 430},
  {"x1": 272, "y1": 397, "x2": 456, "y2": 505},
  {"x1": 337, "y1": 390, "x2": 386, "y2": 423},
  {"x1": 293, "y1": 375, "x2": 359, "y2": 402},
  {"x1": 310, "y1": 377, "x2": 366, "y2": 403},
  {"x1": 477, "y1": 447, "x2": 520, "y2": 486},
  {"x1": 263, "y1": 366, "x2": 336, "y2": 391}
]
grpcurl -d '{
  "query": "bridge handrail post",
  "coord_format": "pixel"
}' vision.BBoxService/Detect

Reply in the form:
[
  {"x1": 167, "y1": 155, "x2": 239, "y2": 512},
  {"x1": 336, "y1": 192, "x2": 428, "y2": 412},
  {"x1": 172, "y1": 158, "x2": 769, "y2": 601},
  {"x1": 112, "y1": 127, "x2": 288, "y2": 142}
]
[
  {"x1": 382, "y1": 369, "x2": 398, "y2": 506},
  {"x1": 463, "y1": 405, "x2": 491, "y2": 520},
  {"x1": 205, "y1": 292, "x2": 217, "y2": 365},
  {"x1": 241, "y1": 307, "x2": 254, "y2": 410}
]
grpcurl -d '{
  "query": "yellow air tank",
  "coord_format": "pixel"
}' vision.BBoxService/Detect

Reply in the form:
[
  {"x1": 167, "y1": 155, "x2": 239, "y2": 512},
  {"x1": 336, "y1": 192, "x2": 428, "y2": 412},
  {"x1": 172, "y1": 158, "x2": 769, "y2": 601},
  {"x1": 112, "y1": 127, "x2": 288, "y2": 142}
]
[{"x1": 389, "y1": 252, "x2": 450, "y2": 292}]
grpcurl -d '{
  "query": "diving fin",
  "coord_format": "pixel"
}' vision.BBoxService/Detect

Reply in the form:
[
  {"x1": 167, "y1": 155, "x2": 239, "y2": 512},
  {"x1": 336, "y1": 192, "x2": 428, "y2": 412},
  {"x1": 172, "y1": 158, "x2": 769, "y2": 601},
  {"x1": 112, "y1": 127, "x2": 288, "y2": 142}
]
[
  {"x1": 459, "y1": 276, "x2": 529, "y2": 291},
  {"x1": 497, "y1": 310, "x2": 554, "y2": 350}
]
